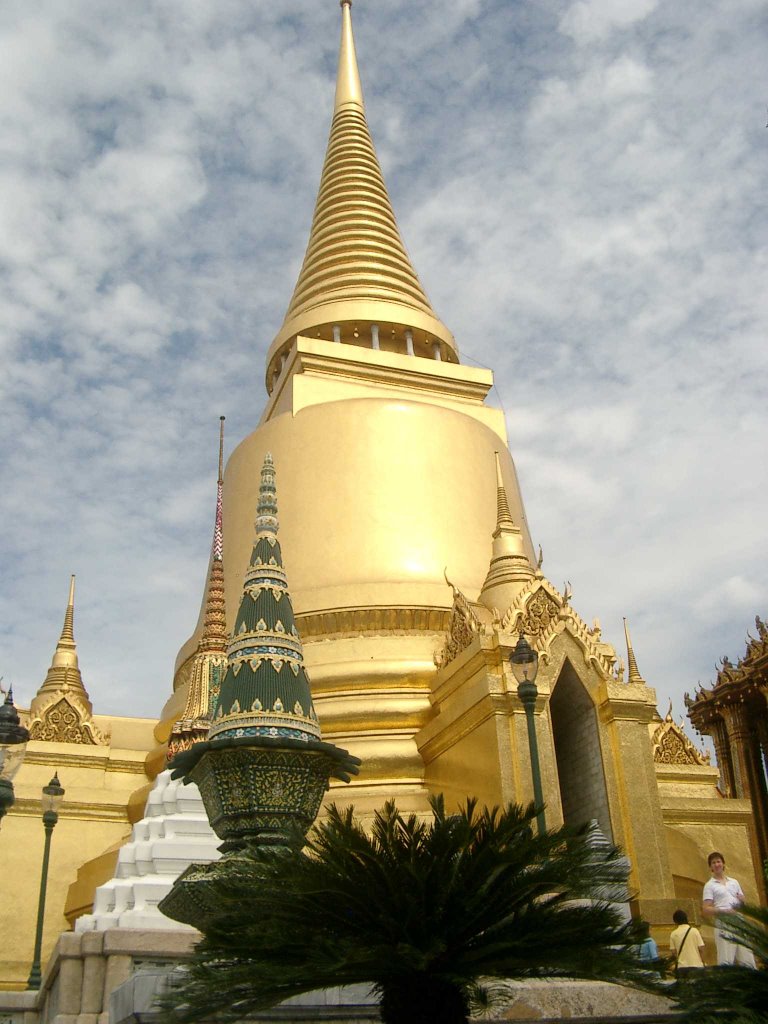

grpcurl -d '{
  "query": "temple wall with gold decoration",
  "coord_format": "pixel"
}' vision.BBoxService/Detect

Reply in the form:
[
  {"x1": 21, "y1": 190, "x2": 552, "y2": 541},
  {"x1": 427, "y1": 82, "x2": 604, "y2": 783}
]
[{"x1": 0, "y1": 721, "x2": 154, "y2": 990}]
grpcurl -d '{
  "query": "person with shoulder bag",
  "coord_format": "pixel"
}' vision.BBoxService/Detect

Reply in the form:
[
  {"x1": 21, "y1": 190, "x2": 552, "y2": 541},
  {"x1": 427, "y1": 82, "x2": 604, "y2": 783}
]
[{"x1": 670, "y1": 908, "x2": 705, "y2": 976}]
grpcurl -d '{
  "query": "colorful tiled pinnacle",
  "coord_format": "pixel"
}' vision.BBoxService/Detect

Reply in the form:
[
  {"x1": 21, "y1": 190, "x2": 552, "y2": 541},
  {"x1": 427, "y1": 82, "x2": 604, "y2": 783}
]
[{"x1": 208, "y1": 453, "x2": 321, "y2": 743}]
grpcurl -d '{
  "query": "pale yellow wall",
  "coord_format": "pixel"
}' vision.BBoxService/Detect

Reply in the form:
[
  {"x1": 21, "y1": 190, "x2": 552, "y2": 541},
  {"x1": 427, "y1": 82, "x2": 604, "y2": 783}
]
[{"x1": 0, "y1": 722, "x2": 154, "y2": 990}]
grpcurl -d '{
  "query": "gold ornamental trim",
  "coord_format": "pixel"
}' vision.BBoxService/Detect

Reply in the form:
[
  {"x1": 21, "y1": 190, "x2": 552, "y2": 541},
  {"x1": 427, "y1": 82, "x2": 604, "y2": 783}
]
[
  {"x1": 296, "y1": 605, "x2": 451, "y2": 641},
  {"x1": 498, "y1": 577, "x2": 618, "y2": 680},
  {"x1": 27, "y1": 695, "x2": 107, "y2": 746},
  {"x1": 434, "y1": 578, "x2": 481, "y2": 669},
  {"x1": 652, "y1": 705, "x2": 710, "y2": 766}
]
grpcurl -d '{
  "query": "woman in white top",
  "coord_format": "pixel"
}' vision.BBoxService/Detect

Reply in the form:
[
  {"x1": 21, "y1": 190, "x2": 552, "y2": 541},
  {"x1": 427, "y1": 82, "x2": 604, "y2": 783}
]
[
  {"x1": 702, "y1": 851, "x2": 757, "y2": 967},
  {"x1": 669, "y1": 908, "x2": 705, "y2": 974}
]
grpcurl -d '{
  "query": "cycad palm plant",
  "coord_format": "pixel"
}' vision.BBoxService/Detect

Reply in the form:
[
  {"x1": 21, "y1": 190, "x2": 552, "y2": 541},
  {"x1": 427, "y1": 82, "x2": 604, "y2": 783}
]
[{"x1": 163, "y1": 798, "x2": 657, "y2": 1024}]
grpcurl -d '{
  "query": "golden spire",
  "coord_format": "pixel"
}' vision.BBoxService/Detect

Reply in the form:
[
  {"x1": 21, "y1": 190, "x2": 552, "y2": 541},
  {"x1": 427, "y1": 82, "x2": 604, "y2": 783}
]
[
  {"x1": 52, "y1": 574, "x2": 78, "y2": 669},
  {"x1": 335, "y1": 1, "x2": 364, "y2": 111},
  {"x1": 478, "y1": 454, "x2": 534, "y2": 613},
  {"x1": 265, "y1": 1, "x2": 457, "y2": 389},
  {"x1": 31, "y1": 574, "x2": 95, "y2": 721},
  {"x1": 623, "y1": 617, "x2": 644, "y2": 683}
]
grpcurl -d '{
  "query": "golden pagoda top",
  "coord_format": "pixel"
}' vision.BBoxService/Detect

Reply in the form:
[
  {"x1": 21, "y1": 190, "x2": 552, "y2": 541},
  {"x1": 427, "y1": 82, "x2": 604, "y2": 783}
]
[
  {"x1": 623, "y1": 617, "x2": 645, "y2": 684},
  {"x1": 265, "y1": 0, "x2": 457, "y2": 391},
  {"x1": 28, "y1": 575, "x2": 106, "y2": 744}
]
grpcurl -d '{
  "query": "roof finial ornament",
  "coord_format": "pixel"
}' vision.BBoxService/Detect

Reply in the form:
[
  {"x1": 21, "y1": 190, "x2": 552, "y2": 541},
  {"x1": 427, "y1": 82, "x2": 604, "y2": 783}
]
[
  {"x1": 336, "y1": 0, "x2": 364, "y2": 112},
  {"x1": 478, "y1": 453, "x2": 534, "y2": 614},
  {"x1": 59, "y1": 575, "x2": 76, "y2": 647},
  {"x1": 623, "y1": 617, "x2": 644, "y2": 683},
  {"x1": 493, "y1": 452, "x2": 516, "y2": 530}
]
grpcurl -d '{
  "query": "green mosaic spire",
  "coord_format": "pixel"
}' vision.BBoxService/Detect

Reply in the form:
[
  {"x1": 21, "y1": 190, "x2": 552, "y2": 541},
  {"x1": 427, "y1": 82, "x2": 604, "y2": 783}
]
[{"x1": 208, "y1": 453, "x2": 321, "y2": 743}]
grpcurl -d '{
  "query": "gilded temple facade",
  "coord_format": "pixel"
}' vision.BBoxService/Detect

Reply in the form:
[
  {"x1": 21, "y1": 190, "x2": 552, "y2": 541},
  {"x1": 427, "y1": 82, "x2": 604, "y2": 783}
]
[
  {"x1": 0, "y1": 0, "x2": 763, "y2": 998},
  {"x1": 686, "y1": 617, "x2": 768, "y2": 888},
  {"x1": 0, "y1": 581, "x2": 155, "y2": 989}
]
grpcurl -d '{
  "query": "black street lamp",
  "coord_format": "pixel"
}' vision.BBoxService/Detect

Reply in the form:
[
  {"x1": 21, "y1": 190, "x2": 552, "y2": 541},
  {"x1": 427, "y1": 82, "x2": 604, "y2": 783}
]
[
  {"x1": 509, "y1": 632, "x2": 546, "y2": 834},
  {"x1": 27, "y1": 773, "x2": 65, "y2": 991},
  {"x1": 0, "y1": 690, "x2": 30, "y2": 828}
]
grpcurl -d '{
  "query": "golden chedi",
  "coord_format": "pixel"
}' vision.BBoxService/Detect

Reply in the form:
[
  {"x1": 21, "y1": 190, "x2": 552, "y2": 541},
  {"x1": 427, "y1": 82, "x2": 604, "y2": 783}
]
[
  {"x1": 150, "y1": 0, "x2": 758, "y2": 936},
  {"x1": 158, "y1": 0, "x2": 535, "y2": 816}
]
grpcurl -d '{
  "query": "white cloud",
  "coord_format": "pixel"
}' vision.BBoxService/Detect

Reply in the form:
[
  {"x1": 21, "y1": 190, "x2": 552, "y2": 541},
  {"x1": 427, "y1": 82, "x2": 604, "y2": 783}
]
[{"x1": 559, "y1": 0, "x2": 659, "y2": 44}]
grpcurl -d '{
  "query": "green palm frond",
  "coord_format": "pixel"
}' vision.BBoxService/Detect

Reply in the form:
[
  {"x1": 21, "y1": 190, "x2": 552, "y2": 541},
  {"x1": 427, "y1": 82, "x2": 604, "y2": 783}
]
[{"x1": 161, "y1": 799, "x2": 662, "y2": 1024}]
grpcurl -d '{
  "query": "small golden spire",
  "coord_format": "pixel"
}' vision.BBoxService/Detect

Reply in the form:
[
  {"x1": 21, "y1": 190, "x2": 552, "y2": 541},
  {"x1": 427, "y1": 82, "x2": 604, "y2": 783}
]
[
  {"x1": 478, "y1": 454, "x2": 534, "y2": 613},
  {"x1": 335, "y1": 0, "x2": 364, "y2": 112},
  {"x1": 623, "y1": 617, "x2": 644, "y2": 683},
  {"x1": 52, "y1": 575, "x2": 78, "y2": 670},
  {"x1": 494, "y1": 452, "x2": 516, "y2": 530},
  {"x1": 31, "y1": 575, "x2": 95, "y2": 723}
]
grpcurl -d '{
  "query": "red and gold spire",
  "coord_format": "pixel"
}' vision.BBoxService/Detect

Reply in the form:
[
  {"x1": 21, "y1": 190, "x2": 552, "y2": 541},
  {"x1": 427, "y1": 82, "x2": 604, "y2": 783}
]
[{"x1": 168, "y1": 418, "x2": 229, "y2": 759}]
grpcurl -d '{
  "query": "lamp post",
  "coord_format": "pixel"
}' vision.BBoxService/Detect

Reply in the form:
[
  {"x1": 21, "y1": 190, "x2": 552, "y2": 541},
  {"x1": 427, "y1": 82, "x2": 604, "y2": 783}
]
[
  {"x1": 509, "y1": 632, "x2": 546, "y2": 835},
  {"x1": 27, "y1": 773, "x2": 65, "y2": 991},
  {"x1": 0, "y1": 690, "x2": 30, "y2": 828}
]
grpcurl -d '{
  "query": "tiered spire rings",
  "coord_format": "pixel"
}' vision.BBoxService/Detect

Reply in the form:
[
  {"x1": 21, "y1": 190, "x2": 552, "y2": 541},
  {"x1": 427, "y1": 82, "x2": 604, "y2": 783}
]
[{"x1": 264, "y1": 0, "x2": 457, "y2": 389}]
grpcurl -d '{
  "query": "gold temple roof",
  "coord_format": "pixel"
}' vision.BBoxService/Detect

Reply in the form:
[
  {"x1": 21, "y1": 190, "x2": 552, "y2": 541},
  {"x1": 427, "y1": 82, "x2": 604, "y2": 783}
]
[{"x1": 265, "y1": 0, "x2": 457, "y2": 388}]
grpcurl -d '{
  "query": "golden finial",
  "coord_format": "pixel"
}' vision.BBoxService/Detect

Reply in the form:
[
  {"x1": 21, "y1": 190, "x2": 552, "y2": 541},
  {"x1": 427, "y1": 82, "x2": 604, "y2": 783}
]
[
  {"x1": 58, "y1": 574, "x2": 76, "y2": 647},
  {"x1": 494, "y1": 452, "x2": 516, "y2": 530},
  {"x1": 335, "y1": 0, "x2": 364, "y2": 111},
  {"x1": 478, "y1": 453, "x2": 533, "y2": 613},
  {"x1": 623, "y1": 617, "x2": 644, "y2": 683},
  {"x1": 31, "y1": 574, "x2": 93, "y2": 716}
]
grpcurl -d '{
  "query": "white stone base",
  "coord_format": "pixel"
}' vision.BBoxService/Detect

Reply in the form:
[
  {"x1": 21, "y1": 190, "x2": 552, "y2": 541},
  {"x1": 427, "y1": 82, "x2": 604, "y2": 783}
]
[{"x1": 76, "y1": 771, "x2": 220, "y2": 932}]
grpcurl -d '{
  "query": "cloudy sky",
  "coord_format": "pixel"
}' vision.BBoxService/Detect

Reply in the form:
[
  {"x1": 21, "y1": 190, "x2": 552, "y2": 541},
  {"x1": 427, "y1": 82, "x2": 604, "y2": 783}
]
[{"x1": 1, "y1": 0, "x2": 765, "y2": 749}]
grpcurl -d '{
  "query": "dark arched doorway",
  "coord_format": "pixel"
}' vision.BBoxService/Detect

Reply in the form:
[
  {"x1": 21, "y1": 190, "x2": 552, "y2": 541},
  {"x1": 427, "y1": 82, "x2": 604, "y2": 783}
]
[{"x1": 549, "y1": 659, "x2": 613, "y2": 840}]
